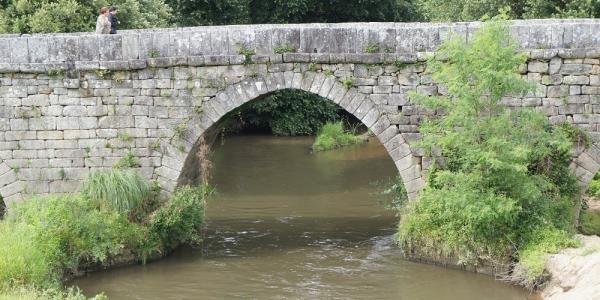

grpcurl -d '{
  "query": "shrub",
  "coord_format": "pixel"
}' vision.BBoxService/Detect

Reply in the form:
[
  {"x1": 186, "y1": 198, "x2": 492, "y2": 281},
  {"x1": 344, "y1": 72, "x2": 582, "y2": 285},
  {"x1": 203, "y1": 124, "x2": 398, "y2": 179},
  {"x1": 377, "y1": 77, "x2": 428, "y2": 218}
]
[
  {"x1": 580, "y1": 210, "x2": 600, "y2": 236},
  {"x1": 0, "y1": 222, "x2": 55, "y2": 288},
  {"x1": 518, "y1": 227, "x2": 580, "y2": 285},
  {"x1": 0, "y1": 195, "x2": 146, "y2": 289},
  {"x1": 0, "y1": 0, "x2": 172, "y2": 34},
  {"x1": 12, "y1": 196, "x2": 142, "y2": 276},
  {"x1": 81, "y1": 169, "x2": 151, "y2": 214},
  {"x1": 0, "y1": 169, "x2": 211, "y2": 297},
  {"x1": 398, "y1": 19, "x2": 579, "y2": 282},
  {"x1": 149, "y1": 185, "x2": 213, "y2": 251},
  {"x1": 224, "y1": 89, "x2": 346, "y2": 136},
  {"x1": 588, "y1": 172, "x2": 600, "y2": 197},
  {"x1": 312, "y1": 122, "x2": 363, "y2": 152}
]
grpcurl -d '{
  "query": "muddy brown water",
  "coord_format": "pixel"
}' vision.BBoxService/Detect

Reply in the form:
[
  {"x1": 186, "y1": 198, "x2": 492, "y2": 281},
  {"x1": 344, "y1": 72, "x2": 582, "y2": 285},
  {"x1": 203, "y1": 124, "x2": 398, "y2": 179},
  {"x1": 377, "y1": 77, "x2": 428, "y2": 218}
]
[{"x1": 75, "y1": 135, "x2": 536, "y2": 300}]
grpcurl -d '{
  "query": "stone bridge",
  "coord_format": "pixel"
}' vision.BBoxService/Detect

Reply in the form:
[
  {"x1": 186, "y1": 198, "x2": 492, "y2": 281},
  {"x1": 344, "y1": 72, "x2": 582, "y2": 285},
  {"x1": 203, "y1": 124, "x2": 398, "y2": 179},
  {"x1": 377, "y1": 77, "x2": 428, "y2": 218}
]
[{"x1": 2, "y1": 19, "x2": 600, "y2": 205}]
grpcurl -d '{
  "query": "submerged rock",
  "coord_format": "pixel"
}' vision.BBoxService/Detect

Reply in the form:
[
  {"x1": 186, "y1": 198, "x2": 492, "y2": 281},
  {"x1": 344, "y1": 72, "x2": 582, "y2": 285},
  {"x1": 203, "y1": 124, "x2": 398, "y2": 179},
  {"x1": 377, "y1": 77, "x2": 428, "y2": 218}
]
[{"x1": 542, "y1": 235, "x2": 600, "y2": 300}]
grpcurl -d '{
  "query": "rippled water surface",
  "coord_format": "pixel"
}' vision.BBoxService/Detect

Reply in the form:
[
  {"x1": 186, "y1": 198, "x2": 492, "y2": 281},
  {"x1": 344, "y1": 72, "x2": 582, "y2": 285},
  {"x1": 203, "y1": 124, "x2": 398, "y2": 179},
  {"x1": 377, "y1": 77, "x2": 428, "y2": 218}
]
[{"x1": 75, "y1": 135, "x2": 536, "y2": 300}]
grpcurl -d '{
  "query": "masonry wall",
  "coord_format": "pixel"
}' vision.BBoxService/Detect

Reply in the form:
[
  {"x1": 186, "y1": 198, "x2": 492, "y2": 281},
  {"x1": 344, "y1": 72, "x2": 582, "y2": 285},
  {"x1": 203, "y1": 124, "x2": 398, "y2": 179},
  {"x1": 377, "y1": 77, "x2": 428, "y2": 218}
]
[{"x1": 2, "y1": 20, "x2": 600, "y2": 204}]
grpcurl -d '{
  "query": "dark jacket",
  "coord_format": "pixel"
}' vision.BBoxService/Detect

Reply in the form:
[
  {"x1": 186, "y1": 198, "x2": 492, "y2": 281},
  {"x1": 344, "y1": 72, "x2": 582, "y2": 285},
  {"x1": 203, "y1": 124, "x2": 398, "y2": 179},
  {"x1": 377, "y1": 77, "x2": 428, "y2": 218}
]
[{"x1": 109, "y1": 14, "x2": 119, "y2": 34}]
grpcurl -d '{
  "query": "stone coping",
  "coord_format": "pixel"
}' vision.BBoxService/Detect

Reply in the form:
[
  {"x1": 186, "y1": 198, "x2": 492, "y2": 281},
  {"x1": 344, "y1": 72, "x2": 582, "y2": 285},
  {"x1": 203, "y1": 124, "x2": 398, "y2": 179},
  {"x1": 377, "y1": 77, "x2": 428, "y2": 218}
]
[
  {"x1": 1, "y1": 48, "x2": 600, "y2": 74},
  {"x1": 1, "y1": 19, "x2": 600, "y2": 65}
]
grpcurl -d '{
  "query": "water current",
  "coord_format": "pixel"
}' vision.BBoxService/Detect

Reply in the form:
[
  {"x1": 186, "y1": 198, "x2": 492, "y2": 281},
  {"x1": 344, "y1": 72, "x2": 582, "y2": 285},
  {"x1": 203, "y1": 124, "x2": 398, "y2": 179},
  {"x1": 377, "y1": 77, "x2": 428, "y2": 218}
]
[{"x1": 75, "y1": 135, "x2": 536, "y2": 300}]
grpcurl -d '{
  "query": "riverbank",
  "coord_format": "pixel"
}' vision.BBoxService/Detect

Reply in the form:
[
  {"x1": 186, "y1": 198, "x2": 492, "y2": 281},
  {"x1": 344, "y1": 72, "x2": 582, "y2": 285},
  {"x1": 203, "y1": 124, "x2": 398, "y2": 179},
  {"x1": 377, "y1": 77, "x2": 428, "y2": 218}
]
[
  {"x1": 0, "y1": 170, "x2": 210, "y2": 299},
  {"x1": 541, "y1": 234, "x2": 600, "y2": 300},
  {"x1": 541, "y1": 199, "x2": 600, "y2": 299},
  {"x1": 400, "y1": 205, "x2": 600, "y2": 300}
]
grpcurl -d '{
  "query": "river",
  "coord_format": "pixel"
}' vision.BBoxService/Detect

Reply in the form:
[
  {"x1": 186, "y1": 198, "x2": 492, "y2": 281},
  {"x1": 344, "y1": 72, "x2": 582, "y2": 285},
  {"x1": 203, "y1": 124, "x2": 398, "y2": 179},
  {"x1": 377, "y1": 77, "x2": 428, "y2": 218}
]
[{"x1": 75, "y1": 135, "x2": 536, "y2": 300}]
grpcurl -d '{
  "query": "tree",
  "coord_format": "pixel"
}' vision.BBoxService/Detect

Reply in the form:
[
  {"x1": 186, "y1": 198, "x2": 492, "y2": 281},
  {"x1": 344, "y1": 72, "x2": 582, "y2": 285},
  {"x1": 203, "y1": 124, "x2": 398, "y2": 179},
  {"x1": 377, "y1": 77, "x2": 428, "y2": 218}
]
[
  {"x1": 416, "y1": 0, "x2": 600, "y2": 21},
  {"x1": 398, "y1": 19, "x2": 580, "y2": 284},
  {"x1": 166, "y1": 0, "x2": 420, "y2": 27},
  {"x1": 167, "y1": 0, "x2": 250, "y2": 26},
  {"x1": 0, "y1": 0, "x2": 172, "y2": 34}
]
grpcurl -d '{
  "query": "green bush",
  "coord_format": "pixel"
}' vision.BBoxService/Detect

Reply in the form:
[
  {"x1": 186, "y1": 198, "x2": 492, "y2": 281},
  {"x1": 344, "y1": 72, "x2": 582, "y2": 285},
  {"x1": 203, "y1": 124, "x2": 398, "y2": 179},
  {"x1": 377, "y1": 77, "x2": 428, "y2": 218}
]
[
  {"x1": 224, "y1": 89, "x2": 345, "y2": 136},
  {"x1": 0, "y1": 169, "x2": 211, "y2": 298},
  {"x1": 398, "y1": 19, "x2": 579, "y2": 284},
  {"x1": 518, "y1": 227, "x2": 580, "y2": 283},
  {"x1": 0, "y1": 0, "x2": 172, "y2": 34},
  {"x1": 149, "y1": 185, "x2": 213, "y2": 251},
  {"x1": 0, "y1": 222, "x2": 55, "y2": 288},
  {"x1": 588, "y1": 172, "x2": 600, "y2": 197},
  {"x1": 415, "y1": 0, "x2": 599, "y2": 22},
  {"x1": 312, "y1": 122, "x2": 363, "y2": 152},
  {"x1": 580, "y1": 210, "x2": 600, "y2": 236},
  {"x1": 0, "y1": 195, "x2": 146, "y2": 289},
  {"x1": 81, "y1": 169, "x2": 151, "y2": 214}
]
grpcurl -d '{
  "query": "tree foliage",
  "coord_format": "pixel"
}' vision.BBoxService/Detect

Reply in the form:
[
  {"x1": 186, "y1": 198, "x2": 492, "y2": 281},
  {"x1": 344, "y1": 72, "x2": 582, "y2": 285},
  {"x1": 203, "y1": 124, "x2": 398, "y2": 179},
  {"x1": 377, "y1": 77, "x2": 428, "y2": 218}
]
[
  {"x1": 166, "y1": 0, "x2": 421, "y2": 26},
  {"x1": 224, "y1": 89, "x2": 346, "y2": 136},
  {"x1": 398, "y1": 20, "x2": 580, "y2": 283},
  {"x1": 0, "y1": 0, "x2": 172, "y2": 34},
  {"x1": 416, "y1": 0, "x2": 600, "y2": 21}
]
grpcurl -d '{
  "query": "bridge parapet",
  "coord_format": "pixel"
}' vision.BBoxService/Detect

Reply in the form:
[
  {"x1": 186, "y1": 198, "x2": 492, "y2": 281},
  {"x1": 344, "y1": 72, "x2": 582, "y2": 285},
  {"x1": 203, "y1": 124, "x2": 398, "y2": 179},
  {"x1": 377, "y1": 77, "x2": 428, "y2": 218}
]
[{"x1": 2, "y1": 20, "x2": 600, "y2": 70}]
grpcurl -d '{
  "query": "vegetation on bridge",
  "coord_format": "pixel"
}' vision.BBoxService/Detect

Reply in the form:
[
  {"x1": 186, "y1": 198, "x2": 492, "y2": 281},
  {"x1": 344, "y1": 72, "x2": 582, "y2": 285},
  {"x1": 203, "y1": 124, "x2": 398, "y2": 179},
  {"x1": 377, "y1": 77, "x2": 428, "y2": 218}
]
[
  {"x1": 0, "y1": 169, "x2": 211, "y2": 299},
  {"x1": 397, "y1": 19, "x2": 581, "y2": 287}
]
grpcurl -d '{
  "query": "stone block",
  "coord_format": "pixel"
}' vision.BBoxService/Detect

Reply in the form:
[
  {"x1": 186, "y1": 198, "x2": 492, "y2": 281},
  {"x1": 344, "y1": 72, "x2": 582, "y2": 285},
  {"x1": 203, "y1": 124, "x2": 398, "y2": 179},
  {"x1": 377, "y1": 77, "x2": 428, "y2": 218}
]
[
  {"x1": 560, "y1": 63, "x2": 593, "y2": 75},
  {"x1": 373, "y1": 85, "x2": 392, "y2": 94},
  {"x1": 547, "y1": 85, "x2": 569, "y2": 97},
  {"x1": 563, "y1": 75, "x2": 589, "y2": 85},
  {"x1": 398, "y1": 73, "x2": 419, "y2": 86},
  {"x1": 528, "y1": 61, "x2": 549, "y2": 73},
  {"x1": 98, "y1": 116, "x2": 134, "y2": 128},
  {"x1": 0, "y1": 86, "x2": 27, "y2": 98},
  {"x1": 29, "y1": 117, "x2": 56, "y2": 131}
]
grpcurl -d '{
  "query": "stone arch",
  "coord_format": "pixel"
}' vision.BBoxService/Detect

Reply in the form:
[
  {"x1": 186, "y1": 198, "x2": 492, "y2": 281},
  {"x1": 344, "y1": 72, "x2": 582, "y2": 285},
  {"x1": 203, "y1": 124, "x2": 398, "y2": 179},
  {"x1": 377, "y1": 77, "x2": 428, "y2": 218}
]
[
  {"x1": 0, "y1": 161, "x2": 21, "y2": 208},
  {"x1": 155, "y1": 71, "x2": 426, "y2": 199},
  {"x1": 571, "y1": 142, "x2": 600, "y2": 190}
]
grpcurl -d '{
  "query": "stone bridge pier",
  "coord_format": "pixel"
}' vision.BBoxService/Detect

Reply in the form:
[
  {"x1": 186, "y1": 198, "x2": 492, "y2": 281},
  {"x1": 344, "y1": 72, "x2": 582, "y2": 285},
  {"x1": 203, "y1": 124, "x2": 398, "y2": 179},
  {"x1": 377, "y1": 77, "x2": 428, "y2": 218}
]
[{"x1": 2, "y1": 20, "x2": 600, "y2": 205}]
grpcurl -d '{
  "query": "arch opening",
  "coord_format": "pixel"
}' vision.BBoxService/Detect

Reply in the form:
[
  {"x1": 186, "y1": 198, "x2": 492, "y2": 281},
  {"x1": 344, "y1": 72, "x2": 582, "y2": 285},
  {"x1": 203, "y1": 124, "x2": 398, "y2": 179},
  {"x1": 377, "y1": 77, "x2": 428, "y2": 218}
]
[{"x1": 166, "y1": 76, "x2": 424, "y2": 198}]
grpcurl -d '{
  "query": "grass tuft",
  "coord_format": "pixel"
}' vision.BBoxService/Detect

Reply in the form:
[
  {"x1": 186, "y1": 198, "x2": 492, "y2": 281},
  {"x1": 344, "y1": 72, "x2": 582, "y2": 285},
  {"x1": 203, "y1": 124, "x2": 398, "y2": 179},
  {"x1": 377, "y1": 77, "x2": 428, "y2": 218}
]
[
  {"x1": 312, "y1": 122, "x2": 364, "y2": 152},
  {"x1": 81, "y1": 169, "x2": 150, "y2": 214}
]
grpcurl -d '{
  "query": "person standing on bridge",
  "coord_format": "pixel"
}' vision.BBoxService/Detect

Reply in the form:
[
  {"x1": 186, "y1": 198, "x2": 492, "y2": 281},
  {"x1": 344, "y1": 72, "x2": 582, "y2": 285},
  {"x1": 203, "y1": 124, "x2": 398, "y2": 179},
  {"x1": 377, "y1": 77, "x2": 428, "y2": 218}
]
[
  {"x1": 109, "y1": 7, "x2": 120, "y2": 34},
  {"x1": 95, "y1": 7, "x2": 111, "y2": 34}
]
